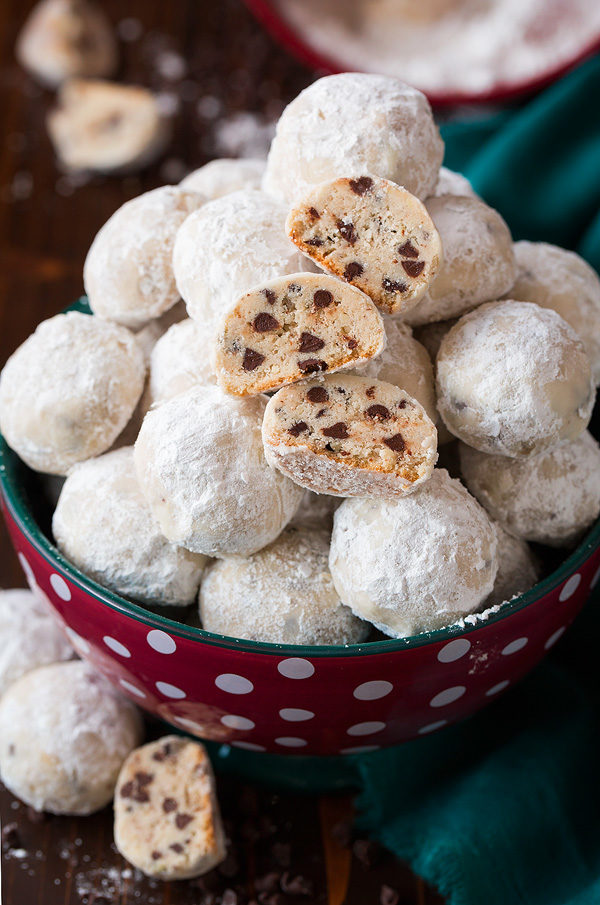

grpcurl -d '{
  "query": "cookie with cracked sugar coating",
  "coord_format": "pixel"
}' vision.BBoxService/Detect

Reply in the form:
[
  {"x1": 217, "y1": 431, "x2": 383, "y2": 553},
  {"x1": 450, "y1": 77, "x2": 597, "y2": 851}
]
[
  {"x1": 287, "y1": 176, "x2": 442, "y2": 315},
  {"x1": 262, "y1": 373, "x2": 437, "y2": 498},
  {"x1": 214, "y1": 272, "x2": 385, "y2": 396}
]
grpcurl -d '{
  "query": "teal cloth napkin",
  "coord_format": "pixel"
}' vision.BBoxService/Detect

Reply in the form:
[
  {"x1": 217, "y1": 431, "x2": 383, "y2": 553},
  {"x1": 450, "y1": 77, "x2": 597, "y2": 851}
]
[{"x1": 355, "y1": 56, "x2": 600, "y2": 905}]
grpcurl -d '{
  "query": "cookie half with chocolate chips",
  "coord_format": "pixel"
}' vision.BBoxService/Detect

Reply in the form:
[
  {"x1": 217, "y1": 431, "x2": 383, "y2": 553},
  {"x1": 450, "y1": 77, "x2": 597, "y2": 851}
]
[
  {"x1": 286, "y1": 176, "x2": 442, "y2": 315},
  {"x1": 114, "y1": 735, "x2": 226, "y2": 881},
  {"x1": 214, "y1": 272, "x2": 385, "y2": 396},
  {"x1": 262, "y1": 374, "x2": 438, "y2": 497}
]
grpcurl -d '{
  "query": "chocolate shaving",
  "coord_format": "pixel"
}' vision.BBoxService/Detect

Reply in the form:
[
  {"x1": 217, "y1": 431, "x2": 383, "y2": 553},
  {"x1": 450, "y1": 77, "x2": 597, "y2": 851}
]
[
  {"x1": 382, "y1": 277, "x2": 408, "y2": 293},
  {"x1": 288, "y1": 421, "x2": 308, "y2": 436},
  {"x1": 337, "y1": 219, "x2": 357, "y2": 245},
  {"x1": 313, "y1": 289, "x2": 333, "y2": 308},
  {"x1": 366, "y1": 404, "x2": 391, "y2": 421},
  {"x1": 305, "y1": 237, "x2": 323, "y2": 247},
  {"x1": 299, "y1": 332, "x2": 325, "y2": 353},
  {"x1": 263, "y1": 289, "x2": 277, "y2": 305},
  {"x1": 384, "y1": 433, "x2": 406, "y2": 452},
  {"x1": 322, "y1": 422, "x2": 349, "y2": 439},
  {"x1": 308, "y1": 206, "x2": 320, "y2": 219},
  {"x1": 398, "y1": 239, "x2": 419, "y2": 258},
  {"x1": 254, "y1": 312, "x2": 280, "y2": 333},
  {"x1": 344, "y1": 261, "x2": 363, "y2": 280},
  {"x1": 298, "y1": 358, "x2": 327, "y2": 373},
  {"x1": 349, "y1": 176, "x2": 373, "y2": 195},
  {"x1": 162, "y1": 797, "x2": 177, "y2": 813},
  {"x1": 306, "y1": 386, "x2": 328, "y2": 403},
  {"x1": 175, "y1": 813, "x2": 194, "y2": 829},
  {"x1": 402, "y1": 259, "x2": 425, "y2": 278},
  {"x1": 242, "y1": 348, "x2": 265, "y2": 371}
]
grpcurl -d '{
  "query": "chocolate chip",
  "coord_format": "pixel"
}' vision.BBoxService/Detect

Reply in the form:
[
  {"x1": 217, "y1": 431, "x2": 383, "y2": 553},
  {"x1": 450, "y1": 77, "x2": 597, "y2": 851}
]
[
  {"x1": 287, "y1": 283, "x2": 301, "y2": 292},
  {"x1": 322, "y1": 422, "x2": 349, "y2": 439},
  {"x1": 384, "y1": 433, "x2": 406, "y2": 452},
  {"x1": 349, "y1": 176, "x2": 373, "y2": 195},
  {"x1": 170, "y1": 843, "x2": 184, "y2": 854},
  {"x1": 313, "y1": 289, "x2": 333, "y2": 308},
  {"x1": 398, "y1": 239, "x2": 419, "y2": 258},
  {"x1": 162, "y1": 797, "x2": 177, "y2": 813},
  {"x1": 347, "y1": 337, "x2": 358, "y2": 349},
  {"x1": 380, "y1": 884, "x2": 400, "y2": 905},
  {"x1": 366, "y1": 404, "x2": 391, "y2": 421},
  {"x1": 397, "y1": 399, "x2": 408, "y2": 409},
  {"x1": 120, "y1": 781, "x2": 134, "y2": 799},
  {"x1": 308, "y1": 206, "x2": 320, "y2": 219},
  {"x1": 151, "y1": 850, "x2": 162, "y2": 860},
  {"x1": 402, "y1": 260, "x2": 425, "y2": 277},
  {"x1": 280, "y1": 873, "x2": 314, "y2": 896},
  {"x1": 337, "y1": 219, "x2": 357, "y2": 245},
  {"x1": 382, "y1": 278, "x2": 408, "y2": 293},
  {"x1": 133, "y1": 789, "x2": 150, "y2": 803},
  {"x1": 298, "y1": 358, "x2": 328, "y2": 373},
  {"x1": 288, "y1": 421, "x2": 309, "y2": 436},
  {"x1": 175, "y1": 813, "x2": 193, "y2": 829},
  {"x1": 254, "y1": 312, "x2": 280, "y2": 332},
  {"x1": 316, "y1": 408, "x2": 326, "y2": 417},
  {"x1": 243, "y1": 348, "x2": 265, "y2": 371},
  {"x1": 299, "y1": 332, "x2": 325, "y2": 353},
  {"x1": 2, "y1": 823, "x2": 21, "y2": 851},
  {"x1": 135, "y1": 772, "x2": 153, "y2": 786},
  {"x1": 263, "y1": 289, "x2": 277, "y2": 305},
  {"x1": 366, "y1": 386, "x2": 376, "y2": 398},
  {"x1": 305, "y1": 237, "x2": 323, "y2": 246},
  {"x1": 344, "y1": 261, "x2": 364, "y2": 280},
  {"x1": 307, "y1": 386, "x2": 328, "y2": 403}
]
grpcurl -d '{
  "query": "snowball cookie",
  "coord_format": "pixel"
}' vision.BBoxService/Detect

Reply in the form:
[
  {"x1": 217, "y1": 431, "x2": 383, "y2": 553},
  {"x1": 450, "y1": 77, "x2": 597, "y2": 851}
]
[
  {"x1": 16, "y1": 0, "x2": 117, "y2": 87},
  {"x1": 114, "y1": 736, "x2": 225, "y2": 880},
  {"x1": 0, "y1": 588, "x2": 74, "y2": 697},
  {"x1": 263, "y1": 73, "x2": 443, "y2": 204},
  {"x1": 84, "y1": 186, "x2": 205, "y2": 329},
  {"x1": 133, "y1": 300, "x2": 187, "y2": 367},
  {"x1": 436, "y1": 301, "x2": 595, "y2": 457},
  {"x1": 200, "y1": 527, "x2": 368, "y2": 645},
  {"x1": 0, "y1": 312, "x2": 145, "y2": 475},
  {"x1": 431, "y1": 167, "x2": 477, "y2": 199},
  {"x1": 48, "y1": 80, "x2": 172, "y2": 174},
  {"x1": 459, "y1": 432, "x2": 600, "y2": 547},
  {"x1": 329, "y1": 469, "x2": 497, "y2": 637},
  {"x1": 0, "y1": 661, "x2": 143, "y2": 814},
  {"x1": 148, "y1": 319, "x2": 216, "y2": 405},
  {"x1": 173, "y1": 190, "x2": 309, "y2": 336},
  {"x1": 355, "y1": 320, "x2": 437, "y2": 426},
  {"x1": 402, "y1": 195, "x2": 516, "y2": 326},
  {"x1": 134, "y1": 385, "x2": 303, "y2": 557},
  {"x1": 290, "y1": 490, "x2": 340, "y2": 531},
  {"x1": 180, "y1": 157, "x2": 266, "y2": 199},
  {"x1": 506, "y1": 241, "x2": 600, "y2": 385},
  {"x1": 53, "y1": 448, "x2": 207, "y2": 606},
  {"x1": 485, "y1": 522, "x2": 539, "y2": 607}
]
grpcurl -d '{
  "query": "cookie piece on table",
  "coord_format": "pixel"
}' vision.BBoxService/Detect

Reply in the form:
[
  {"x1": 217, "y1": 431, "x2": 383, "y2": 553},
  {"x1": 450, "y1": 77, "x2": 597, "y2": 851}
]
[
  {"x1": 114, "y1": 736, "x2": 226, "y2": 881},
  {"x1": 286, "y1": 176, "x2": 441, "y2": 315},
  {"x1": 262, "y1": 374, "x2": 437, "y2": 498},
  {"x1": 214, "y1": 273, "x2": 385, "y2": 396}
]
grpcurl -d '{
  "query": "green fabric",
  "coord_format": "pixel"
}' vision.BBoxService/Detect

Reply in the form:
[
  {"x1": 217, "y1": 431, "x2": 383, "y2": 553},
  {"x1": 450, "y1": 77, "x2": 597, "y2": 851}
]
[{"x1": 355, "y1": 57, "x2": 600, "y2": 905}]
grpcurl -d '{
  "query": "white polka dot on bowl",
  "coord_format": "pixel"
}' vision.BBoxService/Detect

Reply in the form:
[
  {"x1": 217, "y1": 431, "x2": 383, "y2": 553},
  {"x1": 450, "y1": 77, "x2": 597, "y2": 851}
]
[
  {"x1": 103, "y1": 636, "x2": 131, "y2": 658},
  {"x1": 275, "y1": 737, "x2": 307, "y2": 748},
  {"x1": 544, "y1": 626, "x2": 566, "y2": 650},
  {"x1": 353, "y1": 680, "x2": 393, "y2": 701},
  {"x1": 65, "y1": 627, "x2": 90, "y2": 655},
  {"x1": 172, "y1": 716, "x2": 205, "y2": 734},
  {"x1": 501, "y1": 637, "x2": 528, "y2": 656},
  {"x1": 418, "y1": 720, "x2": 448, "y2": 735},
  {"x1": 277, "y1": 658, "x2": 315, "y2": 679},
  {"x1": 429, "y1": 686, "x2": 466, "y2": 708},
  {"x1": 146, "y1": 629, "x2": 176, "y2": 654},
  {"x1": 220, "y1": 714, "x2": 255, "y2": 731},
  {"x1": 437, "y1": 638, "x2": 471, "y2": 663},
  {"x1": 559, "y1": 573, "x2": 581, "y2": 602},
  {"x1": 18, "y1": 552, "x2": 35, "y2": 587},
  {"x1": 50, "y1": 573, "x2": 71, "y2": 601},
  {"x1": 155, "y1": 680, "x2": 186, "y2": 699},
  {"x1": 231, "y1": 741, "x2": 266, "y2": 752},
  {"x1": 279, "y1": 708, "x2": 315, "y2": 722},
  {"x1": 340, "y1": 745, "x2": 380, "y2": 755},
  {"x1": 119, "y1": 678, "x2": 146, "y2": 698},
  {"x1": 485, "y1": 680, "x2": 510, "y2": 697},
  {"x1": 347, "y1": 721, "x2": 386, "y2": 737},
  {"x1": 591, "y1": 565, "x2": 600, "y2": 590},
  {"x1": 215, "y1": 674, "x2": 254, "y2": 695}
]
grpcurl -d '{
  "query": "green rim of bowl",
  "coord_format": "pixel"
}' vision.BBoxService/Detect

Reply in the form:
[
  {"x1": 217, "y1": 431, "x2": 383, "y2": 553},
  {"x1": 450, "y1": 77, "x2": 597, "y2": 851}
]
[{"x1": 1, "y1": 297, "x2": 599, "y2": 658}]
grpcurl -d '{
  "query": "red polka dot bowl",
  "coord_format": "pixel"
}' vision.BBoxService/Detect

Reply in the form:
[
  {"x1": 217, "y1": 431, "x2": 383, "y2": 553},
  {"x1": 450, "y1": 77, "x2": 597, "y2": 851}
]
[{"x1": 1, "y1": 425, "x2": 599, "y2": 771}]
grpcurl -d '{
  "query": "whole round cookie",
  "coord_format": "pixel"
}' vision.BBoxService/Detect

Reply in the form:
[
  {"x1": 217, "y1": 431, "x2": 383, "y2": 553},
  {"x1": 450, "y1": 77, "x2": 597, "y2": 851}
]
[
  {"x1": 0, "y1": 661, "x2": 143, "y2": 814},
  {"x1": 0, "y1": 311, "x2": 145, "y2": 475},
  {"x1": 436, "y1": 300, "x2": 595, "y2": 457},
  {"x1": 486, "y1": 522, "x2": 539, "y2": 607},
  {"x1": 173, "y1": 190, "x2": 310, "y2": 336},
  {"x1": 53, "y1": 447, "x2": 208, "y2": 607},
  {"x1": 329, "y1": 469, "x2": 497, "y2": 637},
  {"x1": 148, "y1": 319, "x2": 216, "y2": 405},
  {"x1": 134, "y1": 385, "x2": 303, "y2": 557},
  {"x1": 431, "y1": 167, "x2": 476, "y2": 199},
  {"x1": 0, "y1": 588, "x2": 74, "y2": 697},
  {"x1": 459, "y1": 432, "x2": 600, "y2": 547},
  {"x1": 507, "y1": 241, "x2": 600, "y2": 385},
  {"x1": 180, "y1": 157, "x2": 266, "y2": 199},
  {"x1": 200, "y1": 527, "x2": 368, "y2": 645},
  {"x1": 355, "y1": 320, "x2": 437, "y2": 426},
  {"x1": 263, "y1": 73, "x2": 443, "y2": 204},
  {"x1": 84, "y1": 186, "x2": 205, "y2": 328},
  {"x1": 402, "y1": 195, "x2": 515, "y2": 326}
]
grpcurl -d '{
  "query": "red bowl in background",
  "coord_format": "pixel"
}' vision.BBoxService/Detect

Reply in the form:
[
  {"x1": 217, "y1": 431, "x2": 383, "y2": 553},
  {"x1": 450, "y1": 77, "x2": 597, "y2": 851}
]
[{"x1": 243, "y1": 0, "x2": 600, "y2": 107}]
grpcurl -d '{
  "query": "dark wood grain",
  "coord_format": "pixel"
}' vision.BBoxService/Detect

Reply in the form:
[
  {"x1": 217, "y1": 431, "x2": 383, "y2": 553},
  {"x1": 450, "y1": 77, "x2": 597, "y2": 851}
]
[{"x1": 0, "y1": 2, "x2": 444, "y2": 902}]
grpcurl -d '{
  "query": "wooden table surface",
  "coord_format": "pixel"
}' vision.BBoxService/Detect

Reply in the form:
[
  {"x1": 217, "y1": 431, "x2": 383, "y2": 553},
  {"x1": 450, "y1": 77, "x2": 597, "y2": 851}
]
[{"x1": 0, "y1": 1, "x2": 445, "y2": 902}]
